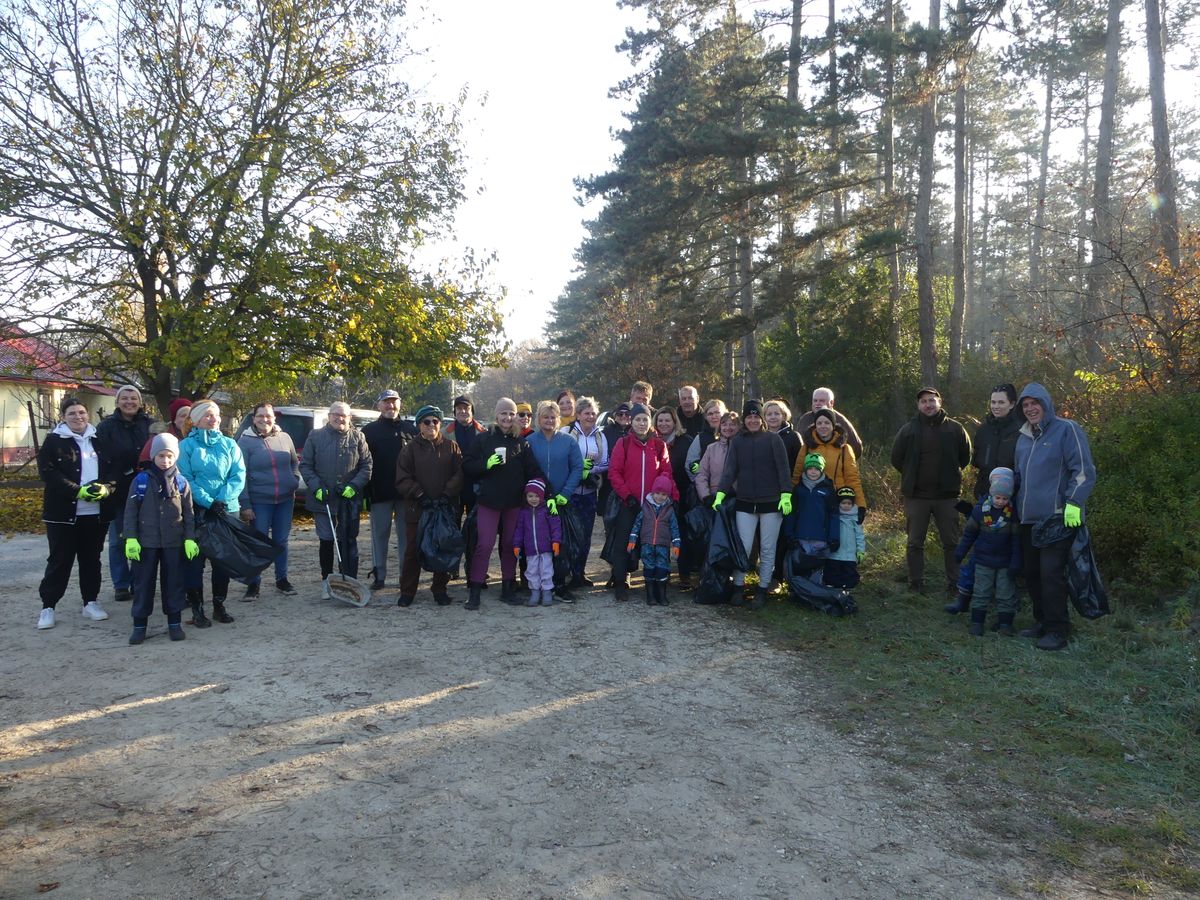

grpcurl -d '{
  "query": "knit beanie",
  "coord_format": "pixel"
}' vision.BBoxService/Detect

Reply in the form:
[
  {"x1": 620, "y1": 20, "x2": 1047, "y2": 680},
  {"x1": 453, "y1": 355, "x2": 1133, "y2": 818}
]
[
  {"x1": 151, "y1": 432, "x2": 180, "y2": 458},
  {"x1": 813, "y1": 408, "x2": 836, "y2": 427},
  {"x1": 650, "y1": 474, "x2": 675, "y2": 497},
  {"x1": 515, "y1": 402, "x2": 533, "y2": 415},
  {"x1": 629, "y1": 403, "x2": 650, "y2": 420},
  {"x1": 803, "y1": 452, "x2": 826, "y2": 472},
  {"x1": 837, "y1": 486, "x2": 856, "y2": 502},
  {"x1": 116, "y1": 384, "x2": 143, "y2": 404},
  {"x1": 167, "y1": 397, "x2": 192, "y2": 421},
  {"x1": 525, "y1": 478, "x2": 546, "y2": 500},
  {"x1": 989, "y1": 466, "x2": 1015, "y2": 499},
  {"x1": 742, "y1": 399, "x2": 763, "y2": 418},
  {"x1": 415, "y1": 405, "x2": 443, "y2": 423},
  {"x1": 189, "y1": 399, "x2": 218, "y2": 424}
]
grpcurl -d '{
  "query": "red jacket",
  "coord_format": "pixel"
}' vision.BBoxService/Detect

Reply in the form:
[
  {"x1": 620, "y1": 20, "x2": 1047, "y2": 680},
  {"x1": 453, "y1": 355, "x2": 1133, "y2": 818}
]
[{"x1": 608, "y1": 433, "x2": 677, "y2": 503}]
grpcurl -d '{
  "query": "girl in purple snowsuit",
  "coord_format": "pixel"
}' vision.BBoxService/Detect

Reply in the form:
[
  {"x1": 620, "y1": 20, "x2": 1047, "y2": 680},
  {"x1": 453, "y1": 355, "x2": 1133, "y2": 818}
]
[{"x1": 512, "y1": 478, "x2": 562, "y2": 606}]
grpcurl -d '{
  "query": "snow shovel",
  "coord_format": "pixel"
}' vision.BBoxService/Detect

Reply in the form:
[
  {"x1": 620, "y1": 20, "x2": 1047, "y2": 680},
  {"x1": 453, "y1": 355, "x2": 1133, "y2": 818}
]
[{"x1": 324, "y1": 502, "x2": 371, "y2": 607}]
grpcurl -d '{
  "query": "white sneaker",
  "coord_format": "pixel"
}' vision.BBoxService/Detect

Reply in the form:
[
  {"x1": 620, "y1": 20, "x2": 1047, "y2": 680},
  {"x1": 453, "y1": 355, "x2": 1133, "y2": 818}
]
[
  {"x1": 321, "y1": 579, "x2": 332, "y2": 600},
  {"x1": 37, "y1": 608, "x2": 55, "y2": 630},
  {"x1": 81, "y1": 601, "x2": 109, "y2": 621}
]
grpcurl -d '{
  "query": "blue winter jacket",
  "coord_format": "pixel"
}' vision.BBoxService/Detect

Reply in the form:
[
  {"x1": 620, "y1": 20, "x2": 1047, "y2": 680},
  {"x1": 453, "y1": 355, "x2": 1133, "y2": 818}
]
[
  {"x1": 1014, "y1": 383, "x2": 1096, "y2": 526},
  {"x1": 178, "y1": 427, "x2": 246, "y2": 513},
  {"x1": 828, "y1": 511, "x2": 866, "y2": 562},
  {"x1": 525, "y1": 430, "x2": 584, "y2": 499},
  {"x1": 784, "y1": 476, "x2": 840, "y2": 544},
  {"x1": 955, "y1": 498, "x2": 1022, "y2": 570}
]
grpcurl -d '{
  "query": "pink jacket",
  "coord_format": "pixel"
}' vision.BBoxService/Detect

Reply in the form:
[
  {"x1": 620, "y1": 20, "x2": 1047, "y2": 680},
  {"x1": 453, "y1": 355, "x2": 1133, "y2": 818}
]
[{"x1": 609, "y1": 433, "x2": 677, "y2": 504}]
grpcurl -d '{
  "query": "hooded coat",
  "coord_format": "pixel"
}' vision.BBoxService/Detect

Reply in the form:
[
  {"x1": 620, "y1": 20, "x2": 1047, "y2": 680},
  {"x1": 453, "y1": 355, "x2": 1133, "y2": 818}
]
[
  {"x1": 797, "y1": 424, "x2": 867, "y2": 507},
  {"x1": 38, "y1": 422, "x2": 119, "y2": 524},
  {"x1": 1014, "y1": 383, "x2": 1096, "y2": 526},
  {"x1": 178, "y1": 426, "x2": 246, "y2": 513},
  {"x1": 237, "y1": 425, "x2": 300, "y2": 506}
]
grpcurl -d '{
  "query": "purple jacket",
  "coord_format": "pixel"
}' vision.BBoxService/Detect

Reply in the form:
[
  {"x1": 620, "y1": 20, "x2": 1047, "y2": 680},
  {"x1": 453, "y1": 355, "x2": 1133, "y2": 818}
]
[{"x1": 512, "y1": 504, "x2": 562, "y2": 557}]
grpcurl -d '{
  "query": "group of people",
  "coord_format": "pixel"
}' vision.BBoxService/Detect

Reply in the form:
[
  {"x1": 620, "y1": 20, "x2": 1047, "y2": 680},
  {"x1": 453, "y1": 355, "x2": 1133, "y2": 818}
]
[{"x1": 36, "y1": 376, "x2": 1096, "y2": 652}]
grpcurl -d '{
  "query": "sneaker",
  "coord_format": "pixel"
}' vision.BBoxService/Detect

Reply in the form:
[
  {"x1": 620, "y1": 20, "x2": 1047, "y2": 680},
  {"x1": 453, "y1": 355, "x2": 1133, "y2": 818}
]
[
  {"x1": 37, "y1": 608, "x2": 55, "y2": 630},
  {"x1": 275, "y1": 579, "x2": 298, "y2": 596},
  {"x1": 81, "y1": 601, "x2": 109, "y2": 621},
  {"x1": 321, "y1": 579, "x2": 332, "y2": 600},
  {"x1": 555, "y1": 589, "x2": 575, "y2": 604},
  {"x1": 242, "y1": 582, "x2": 260, "y2": 602},
  {"x1": 114, "y1": 587, "x2": 133, "y2": 603}
]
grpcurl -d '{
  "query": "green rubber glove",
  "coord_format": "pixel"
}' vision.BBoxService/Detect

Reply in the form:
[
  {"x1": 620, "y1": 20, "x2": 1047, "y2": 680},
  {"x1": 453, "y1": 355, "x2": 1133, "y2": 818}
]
[
  {"x1": 125, "y1": 537, "x2": 142, "y2": 561},
  {"x1": 184, "y1": 539, "x2": 200, "y2": 560},
  {"x1": 712, "y1": 490, "x2": 726, "y2": 510},
  {"x1": 76, "y1": 485, "x2": 93, "y2": 500},
  {"x1": 1063, "y1": 503, "x2": 1082, "y2": 527},
  {"x1": 555, "y1": 493, "x2": 568, "y2": 509},
  {"x1": 689, "y1": 461, "x2": 700, "y2": 476},
  {"x1": 486, "y1": 452, "x2": 503, "y2": 470},
  {"x1": 778, "y1": 493, "x2": 792, "y2": 515},
  {"x1": 313, "y1": 487, "x2": 328, "y2": 503},
  {"x1": 856, "y1": 551, "x2": 865, "y2": 563},
  {"x1": 362, "y1": 495, "x2": 371, "y2": 511},
  {"x1": 583, "y1": 458, "x2": 594, "y2": 474},
  {"x1": 341, "y1": 485, "x2": 356, "y2": 499},
  {"x1": 92, "y1": 483, "x2": 110, "y2": 499},
  {"x1": 546, "y1": 497, "x2": 559, "y2": 515}
]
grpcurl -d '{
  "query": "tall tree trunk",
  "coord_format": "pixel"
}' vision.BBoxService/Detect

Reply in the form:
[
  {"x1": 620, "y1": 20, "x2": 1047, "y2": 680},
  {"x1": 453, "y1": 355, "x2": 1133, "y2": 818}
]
[
  {"x1": 726, "y1": 243, "x2": 738, "y2": 408},
  {"x1": 1145, "y1": 0, "x2": 1180, "y2": 269},
  {"x1": 884, "y1": 0, "x2": 905, "y2": 427},
  {"x1": 947, "y1": 0, "x2": 969, "y2": 405},
  {"x1": 827, "y1": 0, "x2": 843, "y2": 229},
  {"x1": 1085, "y1": 0, "x2": 1121, "y2": 366},
  {"x1": 915, "y1": 0, "x2": 942, "y2": 388},
  {"x1": 1030, "y1": 10, "x2": 1058, "y2": 302},
  {"x1": 778, "y1": 0, "x2": 803, "y2": 346},
  {"x1": 1076, "y1": 74, "x2": 1091, "y2": 347},
  {"x1": 979, "y1": 149, "x2": 993, "y2": 355}
]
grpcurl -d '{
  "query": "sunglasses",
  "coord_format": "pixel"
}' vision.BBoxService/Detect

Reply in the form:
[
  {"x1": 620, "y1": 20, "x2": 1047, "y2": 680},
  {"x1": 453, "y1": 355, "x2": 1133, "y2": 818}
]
[
  {"x1": 419, "y1": 418, "x2": 440, "y2": 427},
  {"x1": 517, "y1": 412, "x2": 532, "y2": 418}
]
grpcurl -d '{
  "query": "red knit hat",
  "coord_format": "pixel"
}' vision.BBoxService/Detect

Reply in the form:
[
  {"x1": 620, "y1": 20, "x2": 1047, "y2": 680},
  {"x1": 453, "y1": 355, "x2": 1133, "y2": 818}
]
[
  {"x1": 167, "y1": 397, "x2": 192, "y2": 420},
  {"x1": 650, "y1": 474, "x2": 675, "y2": 496}
]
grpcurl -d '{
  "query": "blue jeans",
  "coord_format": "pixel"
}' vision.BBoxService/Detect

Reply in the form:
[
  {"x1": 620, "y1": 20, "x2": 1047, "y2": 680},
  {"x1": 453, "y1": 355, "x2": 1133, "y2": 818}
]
[
  {"x1": 108, "y1": 519, "x2": 132, "y2": 591},
  {"x1": 956, "y1": 553, "x2": 976, "y2": 595},
  {"x1": 249, "y1": 499, "x2": 293, "y2": 584},
  {"x1": 572, "y1": 491, "x2": 598, "y2": 576}
]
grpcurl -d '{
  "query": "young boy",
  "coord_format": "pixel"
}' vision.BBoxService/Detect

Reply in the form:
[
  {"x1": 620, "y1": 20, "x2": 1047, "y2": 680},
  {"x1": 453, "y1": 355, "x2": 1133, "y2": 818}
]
[
  {"x1": 627, "y1": 474, "x2": 680, "y2": 606},
  {"x1": 512, "y1": 478, "x2": 561, "y2": 606},
  {"x1": 785, "y1": 453, "x2": 840, "y2": 576},
  {"x1": 954, "y1": 467, "x2": 1022, "y2": 635},
  {"x1": 123, "y1": 433, "x2": 199, "y2": 644},
  {"x1": 824, "y1": 486, "x2": 866, "y2": 589}
]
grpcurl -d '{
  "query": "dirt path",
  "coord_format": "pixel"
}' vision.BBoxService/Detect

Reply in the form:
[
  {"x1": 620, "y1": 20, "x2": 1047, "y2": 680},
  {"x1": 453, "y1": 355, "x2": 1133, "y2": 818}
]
[{"x1": 1, "y1": 524, "x2": 1075, "y2": 898}]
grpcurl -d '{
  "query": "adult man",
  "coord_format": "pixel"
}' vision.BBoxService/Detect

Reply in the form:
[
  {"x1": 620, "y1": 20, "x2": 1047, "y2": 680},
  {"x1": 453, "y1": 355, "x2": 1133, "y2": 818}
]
[
  {"x1": 301, "y1": 402, "x2": 373, "y2": 595},
  {"x1": 795, "y1": 387, "x2": 864, "y2": 458},
  {"x1": 94, "y1": 384, "x2": 151, "y2": 602},
  {"x1": 890, "y1": 387, "x2": 971, "y2": 594},
  {"x1": 361, "y1": 389, "x2": 417, "y2": 591},
  {"x1": 629, "y1": 381, "x2": 653, "y2": 411},
  {"x1": 445, "y1": 395, "x2": 487, "y2": 524},
  {"x1": 676, "y1": 385, "x2": 704, "y2": 438}
]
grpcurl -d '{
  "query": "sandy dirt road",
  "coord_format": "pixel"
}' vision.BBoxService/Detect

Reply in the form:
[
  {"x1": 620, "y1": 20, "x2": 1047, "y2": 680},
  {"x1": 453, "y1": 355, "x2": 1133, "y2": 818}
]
[{"x1": 0, "y1": 524, "x2": 1079, "y2": 898}]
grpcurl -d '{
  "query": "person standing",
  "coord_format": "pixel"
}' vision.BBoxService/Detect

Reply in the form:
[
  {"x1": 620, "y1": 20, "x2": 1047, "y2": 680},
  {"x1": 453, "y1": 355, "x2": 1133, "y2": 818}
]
[
  {"x1": 301, "y1": 401, "x2": 373, "y2": 597},
  {"x1": 628, "y1": 381, "x2": 654, "y2": 411},
  {"x1": 35, "y1": 397, "x2": 117, "y2": 629},
  {"x1": 654, "y1": 406, "x2": 696, "y2": 590},
  {"x1": 561, "y1": 396, "x2": 608, "y2": 588},
  {"x1": 608, "y1": 403, "x2": 675, "y2": 601},
  {"x1": 138, "y1": 397, "x2": 192, "y2": 465},
  {"x1": 795, "y1": 387, "x2": 864, "y2": 458},
  {"x1": 95, "y1": 384, "x2": 151, "y2": 603},
  {"x1": 556, "y1": 390, "x2": 577, "y2": 429},
  {"x1": 890, "y1": 388, "x2": 971, "y2": 594},
  {"x1": 445, "y1": 395, "x2": 487, "y2": 525},
  {"x1": 683, "y1": 399, "x2": 727, "y2": 477},
  {"x1": 394, "y1": 405, "x2": 463, "y2": 607},
  {"x1": 362, "y1": 389, "x2": 417, "y2": 591},
  {"x1": 237, "y1": 402, "x2": 300, "y2": 598},
  {"x1": 527, "y1": 400, "x2": 584, "y2": 601},
  {"x1": 1014, "y1": 384, "x2": 1097, "y2": 651},
  {"x1": 676, "y1": 385, "x2": 705, "y2": 438}
]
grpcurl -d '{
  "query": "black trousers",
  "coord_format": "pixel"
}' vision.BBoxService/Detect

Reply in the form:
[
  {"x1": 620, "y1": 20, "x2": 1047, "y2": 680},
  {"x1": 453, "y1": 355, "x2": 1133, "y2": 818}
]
[
  {"x1": 132, "y1": 546, "x2": 188, "y2": 619},
  {"x1": 40, "y1": 517, "x2": 106, "y2": 608},
  {"x1": 1020, "y1": 524, "x2": 1073, "y2": 637},
  {"x1": 609, "y1": 504, "x2": 639, "y2": 583}
]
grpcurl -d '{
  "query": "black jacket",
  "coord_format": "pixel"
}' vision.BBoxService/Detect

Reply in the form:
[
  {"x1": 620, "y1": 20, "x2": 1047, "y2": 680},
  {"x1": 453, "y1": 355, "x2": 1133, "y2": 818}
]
[
  {"x1": 362, "y1": 416, "x2": 417, "y2": 502},
  {"x1": 971, "y1": 412, "x2": 1022, "y2": 498},
  {"x1": 718, "y1": 429, "x2": 791, "y2": 504},
  {"x1": 890, "y1": 410, "x2": 971, "y2": 499},
  {"x1": 461, "y1": 426, "x2": 544, "y2": 510},
  {"x1": 94, "y1": 410, "x2": 151, "y2": 507},
  {"x1": 39, "y1": 430, "x2": 118, "y2": 525}
]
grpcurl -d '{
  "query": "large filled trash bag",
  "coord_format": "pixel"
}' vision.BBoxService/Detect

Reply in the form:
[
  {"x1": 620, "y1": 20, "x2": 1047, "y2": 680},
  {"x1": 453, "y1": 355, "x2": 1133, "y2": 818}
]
[
  {"x1": 602, "y1": 489, "x2": 623, "y2": 530},
  {"x1": 553, "y1": 505, "x2": 587, "y2": 584},
  {"x1": 1068, "y1": 526, "x2": 1110, "y2": 619},
  {"x1": 418, "y1": 497, "x2": 467, "y2": 573},
  {"x1": 685, "y1": 505, "x2": 712, "y2": 554},
  {"x1": 195, "y1": 508, "x2": 285, "y2": 583},
  {"x1": 784, "y1": 547, "x2": 856, "y2": 616},
  {"x1": 707, "y1": 497, "x2": 748, "y2": 572},
  {"x1": 694, "y1": 563, "x2": 732, "y2": 605},
  {"x1": 461, "y1": 506, "x2": 478, "y2": 570}
]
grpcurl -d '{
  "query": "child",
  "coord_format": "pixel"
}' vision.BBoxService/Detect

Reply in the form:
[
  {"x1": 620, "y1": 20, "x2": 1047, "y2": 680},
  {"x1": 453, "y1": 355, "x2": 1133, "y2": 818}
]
[
  {"x1": 824, "y1": 486, "x2": 866, "y2": 589},
  {"x1": 784, "y1": 453, "x2": 840, "y2": 576},
  {"x1": 627, "y1": 474, "x2": 680, "y2": 606},
  {"x1": 954, "y1": 467, "x2": 1022, "y2": 636},
  {"x1": 512, "y1": 478, "x2": 561, "y2": 606},
  {"x1": 123, "y1": 433, "x2": 199, "y2": 644}
]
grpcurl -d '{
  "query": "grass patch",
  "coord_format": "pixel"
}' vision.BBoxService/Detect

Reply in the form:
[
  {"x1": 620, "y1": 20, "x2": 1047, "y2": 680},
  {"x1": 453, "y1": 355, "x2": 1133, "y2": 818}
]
[{"x1": 755, "y1": 520, "x2": 1200, "y2": 894}]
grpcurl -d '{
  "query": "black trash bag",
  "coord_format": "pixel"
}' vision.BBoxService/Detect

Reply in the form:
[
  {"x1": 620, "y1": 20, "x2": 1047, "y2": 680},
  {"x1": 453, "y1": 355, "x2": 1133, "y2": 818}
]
[
  {"x1": 602, "y1": 489, "x2": 622, "y2": 529},
  {"x1": 1032, "y1": 513, "x2": 1075, "y2": 548},
  {"x1": 195, "y1": 508, "x2": 285, "y2": 583},
  {"x1": 707, "y1": 498, "x2": 748, "y2": 572},
  {"x1": 785, "y1": 548, "x2": 856, "y2": 616},
  {"x1": 461, "y1": 506, "x2": 478, "y2": 568},
  {"x1": 694, "y1": 564, "x2": 731, "y2": 605},
  {"x1": 554, "y1": 506, "x2": 587, "y2": 584},
  {"x1": 685, "y1": 505, "x2": 712, "y2": 555},
  {"x1": 418, "y1": 497, "x2": 466, "y2": 573},
  {"x1": 1068, "y1": 526, "x2": 1110, "y2": 619}
]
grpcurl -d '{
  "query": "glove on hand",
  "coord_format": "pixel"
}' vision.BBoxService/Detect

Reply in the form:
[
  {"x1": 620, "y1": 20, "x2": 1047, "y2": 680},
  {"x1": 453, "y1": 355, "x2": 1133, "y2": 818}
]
[
  {"x1": 512, "y1": 548, "x2": 520, "y2": 558},
  {"x1": 689, "y1": 461, "x2": 700, "y2": 476},
  {"x1": 184, "y1": 539, "x2": 200, "y2": 560},
  {"x1": 777, "y1": 493, "x2": 792, "y2": 516},
  {"x1": 671, "y1": 546, "x2": 680, "y2": 559},
  {"x1": 856, "y1": 551, "x2": 865, "y2": 563},
  {"x1": 552, "y1": 542, "x2": 560, "y2": 556},
  {"x1": 91, "y1": 483, "x2": 111, "y2": 499},
  {"x1": 583, "y1": 458, "x2": 594, "y2": 474},
  {"x1": 76, "y1": 485, "x2": 94, "y2": 500},
  {"x1": 626, "y1": 542, "x2": 636, "y2": 553},
  {"x1": 712, "y1": 491, "x2": 726, "y2": 510},
  {"x1": 125, "y1": 538, "x2": 142, "y2": 561},
  {"x1": 313, "y1": 488, "x2": 328, "y2": 503},
  {"x1": 486, "y1": 453, "x2": 503, "y2": 470},
  {"x1": 209, "y1": 500, "x2": 227, "y2": 515},
  {"x1": 555, "y1": 494, "x2": 568, "y2": 510},
  {"x1": 624, "y1": 495, "x2": 639, "y2": 511},
  {"x1": 341, "y1": 485, "x2": 356, "y2": 499},
  {"x1": 1063, "y1": 503, "x2": 1082, "y2": 527},
  {"x1": 857, "y1": 507, "x2": 868, "y2": 525},
  {"x1": 547, "y1": 498, "x2": 559, "y2": 515},
  {"x1": 828, "y1": 539, "x2": 840, "y2": 553}
]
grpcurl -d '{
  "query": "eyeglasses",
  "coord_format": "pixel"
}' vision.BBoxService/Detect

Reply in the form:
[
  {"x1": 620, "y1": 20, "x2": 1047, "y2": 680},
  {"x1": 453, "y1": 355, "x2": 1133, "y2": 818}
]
[
  {"x1": 420, "y1": 418, "x2": 440, "y2": 427},
  {"x1": 517, "y1": 412, "x2": 531, "y2": 418}
]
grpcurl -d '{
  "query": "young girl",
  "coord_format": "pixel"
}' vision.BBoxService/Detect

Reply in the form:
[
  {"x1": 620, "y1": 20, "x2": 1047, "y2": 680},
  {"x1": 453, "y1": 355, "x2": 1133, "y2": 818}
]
[
  {"x1": 824, "y1": 487, "x2": 866, "y2": 589},
  {"x1": 123, "y1": 433, "x2": 199, "y2": 644},
  {"x1": 512, "y1": 478, "x2": 561, "y2": 606},
  {"x1": 627, "y1": 474, "x2": 681, "y2": 606}
]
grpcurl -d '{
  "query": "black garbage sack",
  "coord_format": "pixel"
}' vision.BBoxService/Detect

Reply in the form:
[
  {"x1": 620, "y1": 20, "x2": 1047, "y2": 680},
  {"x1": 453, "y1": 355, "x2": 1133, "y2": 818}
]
[
  {"x1": 694, "y1": 564, "x2": 732, "y2": 604},
  {"x1": 707, "y1": 498, "x2": 748, "y2": 572},
  {"x1": 553, "y1": 506, "x2": 587, "y2": 584},
  {"x1": 602, "y1": 489, "x2": 622, "y2": 529},
  {"x1": 419, "y1": 497, "x2": 466, "y2": 573},
  {"x1": 784, "y1": 547, "x2": 856, "y2": 616},
  {"x1": 195, "y1": 508, "x2": 285, "y2": 584},
  {"x1": 461, "y1": 506, "x2": 478, "y2": 570},
  {"x1": 685, "y1": 505, "x2": 712, "y2": 553},
  {"x1": 1068, "y1": 526, "x2": 1110, "y2": 619}
]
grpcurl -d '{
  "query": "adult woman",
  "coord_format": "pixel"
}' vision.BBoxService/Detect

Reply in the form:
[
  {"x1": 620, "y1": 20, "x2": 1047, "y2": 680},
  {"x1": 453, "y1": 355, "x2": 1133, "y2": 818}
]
[
  {"x1": 715, "y1": 400, "x2": 791, "y2": 609},
  {"x1": 655, "y1": 407, "x2": 696, "y2": 590},
  {"x1": 95, "y1": 384, "x2": 151, "y2": 602},
  {"x1": 695, "y1": 412, "x2": 740, "y2": 503},
  {"x1": 237, "y1": 403, "x2": 300, "y2": 598},
  {"x1": 138, "y1": 397, "x2": 192, "y2": 464},
  {"x1": 461, "y1": 398, "x2": 543, "y2": 610},
  {"x1": 177, "y1": 399, "x2": 246, "y2": 627},
  {"x1": 607, "y1": 404, "x2": 676, "y2": 601},
  {"x1": 556, "y1": 390, "x2": 577, "y2": 429},
  {"x1": 527, "y1": 400, "x2": 584, "y2": 600},
  {"x1": 35, "y1": 397, "x2": 116, "y2": 629},
  {"x1": 1014, "y1": 383, "x2": 1096, "y2": 652},
  {"x1": 561, "y1": 396, "x2": 608, "y2": 588},
  {"x1": 394, "y1": 405, "x2": 463, "y2": 607},
  {"x1": 797, "y1": 408, "x2": 867, "y2": 509},
  {"x1": 764, "y1": 399, "x2": 803, "y2": 477},
  {"x1": 684, "y1": 400, "x2": 727, "y2": 477}
]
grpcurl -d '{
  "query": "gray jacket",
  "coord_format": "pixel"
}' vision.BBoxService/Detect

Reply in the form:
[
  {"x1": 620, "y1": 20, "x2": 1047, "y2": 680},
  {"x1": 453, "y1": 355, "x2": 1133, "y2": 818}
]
[
  {"x1": 123, "y1": 469, "x2": 195, "y2": 548},
  {"x1": 238, "y1": 426, "x2": 300, "y2": 506},
  {"x1": 300, "y1": 424, "x2": 373, "y2": 512}
]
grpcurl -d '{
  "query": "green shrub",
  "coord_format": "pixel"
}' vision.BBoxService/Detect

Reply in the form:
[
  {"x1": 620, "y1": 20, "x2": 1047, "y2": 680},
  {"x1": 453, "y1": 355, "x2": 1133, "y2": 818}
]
[{"x1": 1085, "y1": 392, "x2": 1200, "y2": 595}]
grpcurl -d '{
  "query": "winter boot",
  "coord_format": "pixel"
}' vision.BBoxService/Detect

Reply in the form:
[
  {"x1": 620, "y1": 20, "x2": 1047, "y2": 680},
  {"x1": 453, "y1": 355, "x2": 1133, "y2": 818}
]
[
  {"x1": 528, "y1": 589, "x2": 540, "y2": 607},
  {"x1": 655, "y1": 580, "x2": 670, "y2": 606},
  {"x1": 211, "y1": 597, "x2": 235, "y2": 624},
  {"x1": 614, "y1": 577, "x2": 629, "y2": 601},
  {"x1": 397, "y1": 595, "x2": 415, "y2": 607},
  {"x1": 168, "y1": 624, "x2": 186, "y2": 641},
  {"x1": 501, "y1": 579, "x2": 520, "y2": 605},
  {"x1": 944, "y1": 588, "x2": 971, "y2": 615},
  {"x1": 129, "y1": 625, "x2": 147, "y2": 645},
  {"x1": 730, "y1": 583, "x2": 746, "y2": 607},
  {"x1": 994, "y1": 612, "x2": 1015, "y2": 636},
  {"x1": 968, "y1": 608, "x2": 986, "y2": 637},
  {"x1": 465, "y1": 582, "x2": 482, "y2": 610},
  {"x1": 187, "y1": 589, "x2": 211, "y2": 628},
  {"x1": 750, "y1": 586, "x2": 768, "y2": 610},
  {"x1": 644, "y1": 582, "x2": 655, "y2": 605}
]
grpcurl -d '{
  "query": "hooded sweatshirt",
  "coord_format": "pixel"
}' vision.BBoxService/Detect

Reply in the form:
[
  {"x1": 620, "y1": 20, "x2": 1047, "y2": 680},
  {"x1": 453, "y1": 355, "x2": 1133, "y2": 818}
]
[
  {"x1": 39, "y1": 422, "x2": 112, "y2": 523},
  {"x1": 1014, "y1": 383, "x2": 1096, "y2": 526}
]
